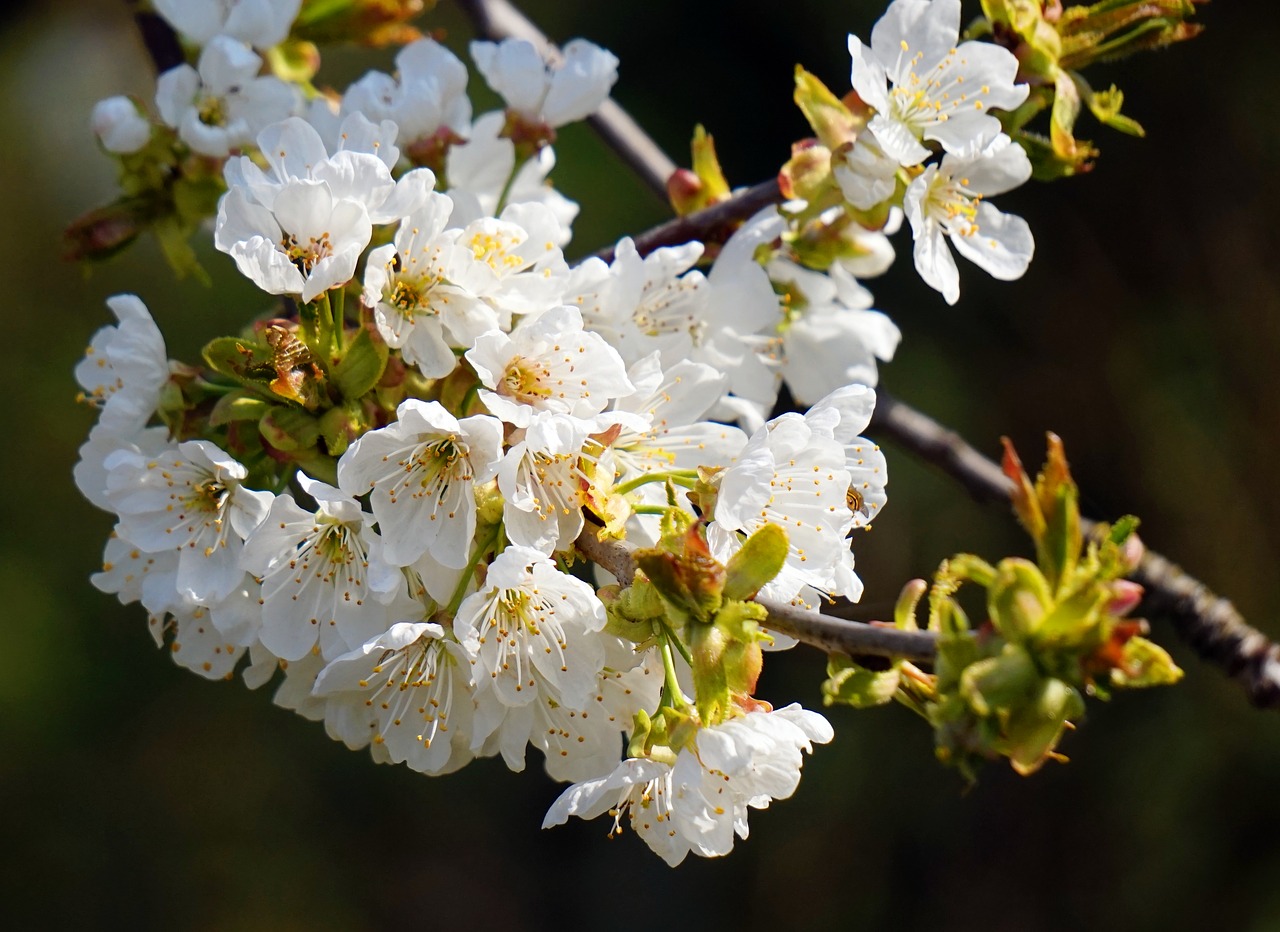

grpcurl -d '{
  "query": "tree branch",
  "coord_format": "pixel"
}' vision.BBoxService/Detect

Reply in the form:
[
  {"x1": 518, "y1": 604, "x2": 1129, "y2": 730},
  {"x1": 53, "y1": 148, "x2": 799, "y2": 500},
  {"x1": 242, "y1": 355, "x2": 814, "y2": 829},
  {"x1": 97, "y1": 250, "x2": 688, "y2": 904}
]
[
  {"x1": 575, "y1": 525, "x2": 939, "y2": 662},
  {"x1": 451, "y1": 0, "x2": 1280, "y2": 708},
  {"x1": 871, "y1": 392, "x2": 1280, "y2": 708},
  {"x1": 134, "y1": 0, "x2": 1278, "y2": 704}
]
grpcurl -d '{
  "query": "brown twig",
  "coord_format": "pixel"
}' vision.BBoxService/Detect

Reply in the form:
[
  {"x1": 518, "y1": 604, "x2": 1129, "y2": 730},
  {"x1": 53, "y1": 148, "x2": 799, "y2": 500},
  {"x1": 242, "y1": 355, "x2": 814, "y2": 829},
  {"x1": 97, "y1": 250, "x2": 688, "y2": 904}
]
[{"x1": 575, "y1": 525, "x2": 938, "y2": 661}]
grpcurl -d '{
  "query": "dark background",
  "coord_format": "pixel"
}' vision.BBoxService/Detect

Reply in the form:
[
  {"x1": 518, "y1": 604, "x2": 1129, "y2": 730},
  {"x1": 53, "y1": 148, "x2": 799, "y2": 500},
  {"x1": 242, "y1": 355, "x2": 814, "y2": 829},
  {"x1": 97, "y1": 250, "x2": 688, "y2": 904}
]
[{"x1": 4, "y1": 0, "x2": 1278, "y2": 928}]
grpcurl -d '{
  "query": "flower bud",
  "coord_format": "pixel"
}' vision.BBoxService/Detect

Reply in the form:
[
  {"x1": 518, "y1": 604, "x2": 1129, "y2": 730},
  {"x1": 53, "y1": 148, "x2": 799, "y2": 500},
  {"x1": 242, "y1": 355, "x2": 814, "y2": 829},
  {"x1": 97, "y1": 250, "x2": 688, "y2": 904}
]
[
  {"x1": 1106, "y1": 579, "x2": 1144, "y2": 617},
  {"x1": 91, "y1": 96, "x2": 150, "y2": 154}
]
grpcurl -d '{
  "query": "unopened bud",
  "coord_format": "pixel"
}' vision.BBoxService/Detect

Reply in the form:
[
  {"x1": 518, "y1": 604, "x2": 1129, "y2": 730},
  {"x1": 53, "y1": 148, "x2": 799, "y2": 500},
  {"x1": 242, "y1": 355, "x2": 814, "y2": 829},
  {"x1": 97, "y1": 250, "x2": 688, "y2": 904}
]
[
  {"x1": 1120, "y1": 532, "x2": 1145, "y2": 573},
  {"x1": 91, "y1": 96, "x2": 151, "y2": 154},
  {"x1": 1106, "y1": 579, "x2": 1144, "y2": 617},
  {"x1": 667, "y1": 168, "x2": 704, "y2": 216}
]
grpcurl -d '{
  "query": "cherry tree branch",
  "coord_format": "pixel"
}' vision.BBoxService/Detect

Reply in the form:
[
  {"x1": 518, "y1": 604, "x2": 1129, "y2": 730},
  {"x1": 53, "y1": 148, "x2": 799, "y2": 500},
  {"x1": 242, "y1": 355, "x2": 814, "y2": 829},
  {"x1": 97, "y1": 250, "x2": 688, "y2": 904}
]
[
  {"x1": 871, "y1": 392, "x2": 1280, "y2": 708},
  {"x1": 130, "y1": 0, "x2": 1279, "y2": 705},
  {"x1": 452, "y1": 0, "x2": 1280, "y2": 707},
  {"x1": 575, "y1": 525, "x2": 939, "y2": 662}
]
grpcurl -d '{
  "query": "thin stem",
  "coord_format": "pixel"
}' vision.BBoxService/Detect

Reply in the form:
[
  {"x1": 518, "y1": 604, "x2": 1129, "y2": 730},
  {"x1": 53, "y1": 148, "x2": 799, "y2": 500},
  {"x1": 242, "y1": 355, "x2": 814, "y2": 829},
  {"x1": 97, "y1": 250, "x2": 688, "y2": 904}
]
[
  {"x1": 446, "y1": 524, "x2": 502, "y2": 617},
  {"x1": 659, "y1": 617, "x2": 694, "y2": 668},
  {"x1": 631, "y1": 504, "x2": 671, "y2": 516},
  {"x1": 656, "y1": 631, "x2": 691, "y2": 714},
  {"x1": 331, "y1": 287, "x2": 346, "y2": 353},
  {"x1": 495, "y1": 152, "x2": 530, "y2": 215},
  {"x1": 613, "y1": 469, "x2": 698, "y2": 497}
]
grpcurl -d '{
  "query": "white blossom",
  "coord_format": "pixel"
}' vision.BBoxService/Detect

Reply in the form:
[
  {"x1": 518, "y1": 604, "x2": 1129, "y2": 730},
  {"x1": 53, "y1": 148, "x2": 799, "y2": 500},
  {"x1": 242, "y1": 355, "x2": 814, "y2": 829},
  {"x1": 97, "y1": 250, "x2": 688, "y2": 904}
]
[
  {"x1": 468, "y1": 305, "x2": 632, "y2": 428},
  {"x1": 445, "y1": 111, "x2": 579, "y2": 239},
  {"x1": 336, "y1": 399, "x2": 504, "y2": 568},
  {"x1": 833, "y1": 126, "x2": 899, "y2": 210},
  {"x1": 240, "y1": 475, "x2": 399, "y2": 662},
  {"x1": 155, "y1": 36, "x2": 297, "y2": 158},
  {"x1": 454, "y1": 546, "x2": 607, "y2": 771},
  {"x1": 470, "y1": 38, "x2": 618, "y2": 128},
  {"x1": 849, "y1": 0, "x2": 1029, "y2": 165},
  {"x1": 343, "y1": 38, "x2": 472, "y2": 150},
  {"x1": 497, "y1": 410, "x2": 611, "y2": 553},
  {"x1": 710, "y1": 404, "x2": 860, "y2": 604},
  {"x1": 546, "y1": 704, "x2": 832, "y2": 866},
  {"x1": 766, "y1": 258, "x2": 901, "y2": 405},
  {"x1": 903, "y1": 132, "x2": 1034, "y2": 304},
  {"x1": 153, "y1": 0, "x2": 301, "y2": 49},
  {"x1": 313, "y1": 621, "x2": 476, "y2": 775},
  {"x1": 75, "y1": 294, "x2": 169, "y2": 435},
  {"x1": 106, "y1": 440, "x2": 270, "y2": 605}
]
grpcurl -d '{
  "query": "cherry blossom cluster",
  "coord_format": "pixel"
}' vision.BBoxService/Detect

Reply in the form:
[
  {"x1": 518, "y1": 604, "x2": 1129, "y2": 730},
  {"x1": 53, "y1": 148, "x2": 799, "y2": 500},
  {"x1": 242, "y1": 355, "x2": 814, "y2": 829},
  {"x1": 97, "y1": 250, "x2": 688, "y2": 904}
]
[
  {"x1": 837, "y1": 0, "x2": 1034, "y2": 304},
  {"x1": 72, "y1": 0, "x2": 1058, "y2": 864}
]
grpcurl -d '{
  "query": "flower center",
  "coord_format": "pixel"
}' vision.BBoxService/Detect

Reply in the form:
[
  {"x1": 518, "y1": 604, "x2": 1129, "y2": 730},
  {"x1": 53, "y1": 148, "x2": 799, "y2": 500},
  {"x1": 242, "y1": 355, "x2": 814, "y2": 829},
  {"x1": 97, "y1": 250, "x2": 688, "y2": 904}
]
[{"x1": 282, "y1": 231, "x2": 334, "y2": 273}]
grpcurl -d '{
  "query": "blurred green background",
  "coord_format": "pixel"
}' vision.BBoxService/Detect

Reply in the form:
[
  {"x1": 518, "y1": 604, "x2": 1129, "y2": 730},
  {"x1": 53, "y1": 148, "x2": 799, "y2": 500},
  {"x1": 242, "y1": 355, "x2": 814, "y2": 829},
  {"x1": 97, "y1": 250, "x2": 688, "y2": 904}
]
[{"x1": 4, "y1": 0, "x2": 1279, "y2": 928}]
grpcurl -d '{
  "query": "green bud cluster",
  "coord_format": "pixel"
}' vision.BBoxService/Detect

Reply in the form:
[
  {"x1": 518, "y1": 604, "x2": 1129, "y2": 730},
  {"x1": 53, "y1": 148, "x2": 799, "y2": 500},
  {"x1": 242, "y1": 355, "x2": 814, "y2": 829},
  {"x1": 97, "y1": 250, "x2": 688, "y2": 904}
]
[
  {"x1": 823, "y1": 435, "x2": 1181, "y2": 783},
  {"x1": 974, "y1": 0, "x2": 1204, "y2": 177}
]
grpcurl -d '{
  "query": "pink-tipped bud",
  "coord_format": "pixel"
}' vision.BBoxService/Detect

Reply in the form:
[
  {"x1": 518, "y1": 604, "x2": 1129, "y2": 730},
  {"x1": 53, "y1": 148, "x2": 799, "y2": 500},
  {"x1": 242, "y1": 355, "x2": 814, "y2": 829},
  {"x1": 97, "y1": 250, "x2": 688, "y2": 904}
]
[
  {"x1": 1121, "y1": 533, "x2": 1146, "y2": 573},
  {"x1": 1107, "y1": 579, "x2": 1145, "y2": 617}
]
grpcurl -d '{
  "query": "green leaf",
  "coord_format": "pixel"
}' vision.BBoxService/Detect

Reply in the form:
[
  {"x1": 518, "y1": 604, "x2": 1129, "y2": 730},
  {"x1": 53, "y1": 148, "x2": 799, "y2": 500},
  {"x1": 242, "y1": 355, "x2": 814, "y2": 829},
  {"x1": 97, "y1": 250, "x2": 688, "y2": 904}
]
[
  {"x1": 723, "y1": 523, "x2": 788, "y2": 600},
  {"x1": 793, "y1": 65, "x2": 860, "y2": 150},
  {"x1": 823, "y1": 653, "x2": 901, "y2": 709},
  {"x1": 959, "y1": 644, "x2": 1040, "y2": 717},
  {"x1": 988, "y1": 558, "x2": 1053, "y2": 641},
  {"x1": 1002, "y1": 677, "x2": 1085, "y2": 776},
  {"x1": 332, "y1": 326, "x2": 388, "y2": 400},
  {"x1": 209, "y1": 391, "x2": 272, "y2": 427},
  {"x1": 203, "y1": 336, "x2": 276, "y2": 386},
  {"x1": 259, "y1": 406, "x2": 320, "y2": 452}
]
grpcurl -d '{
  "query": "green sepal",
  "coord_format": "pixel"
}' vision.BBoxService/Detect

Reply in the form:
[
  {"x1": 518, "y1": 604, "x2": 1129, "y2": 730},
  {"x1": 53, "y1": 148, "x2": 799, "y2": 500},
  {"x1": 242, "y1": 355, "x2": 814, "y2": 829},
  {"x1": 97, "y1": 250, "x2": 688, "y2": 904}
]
[
  {"x1": 1081, "y1": 82, "x2": 1145, "y2": 137},
  {"x1": 1110, "y1": 636, "x2": 1183, "y2": 688},
  {"x1": 723, "y1": 523, "x2": 789, "y2": 601},
  {"x1": 1108, "y1": 515, "x2": 1140, "y2": 547},
  {"x1": 634, "y1": 523, "x2": 725, "y2": 623},
  {"x1": 1035, "y1": 583, "x2": 1107, "y2": 651},
  {"x1": 604, "y1": 578, "x2": 667, "y2": 644},
  {"x1": 318, "y1": 404, "x2": 361, "y2": 457},
  {"x1": 894, "y1": 578, "x2": 928, "y2": 631},
  {"x1": 669, "y1": 124, "x2": 731, "y2": 215},
  {"x1": 1036, "y1": 434, "x2": 1082, "y2": 592},
  {"x1": 291, "y1": 450, "x2": 339, "y2": 487},
  {"x1": 259, "y1": 406, "x2": 321, "y2": 452},
  {"x1": 688, "y1": 621, "x2": 730, "y2": 726},
  {"x1": 332, "y1": 326, "x2": 389, "y2": 400},
  {"x1": 209, "y1": 391, "x2": 273, "y2": 427},
  {"x1": 716, "y1": 599, "x2": 768, "y2": 698},
  {"x1": 823, "y1": 653, "x2": 901, "y2": 709},
  {"x1": 627, "y1": 708, "x2": 655, "y2": 760},
  {"x1": 152, "y1": 214, "x2": 210, "y2": 285}
]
